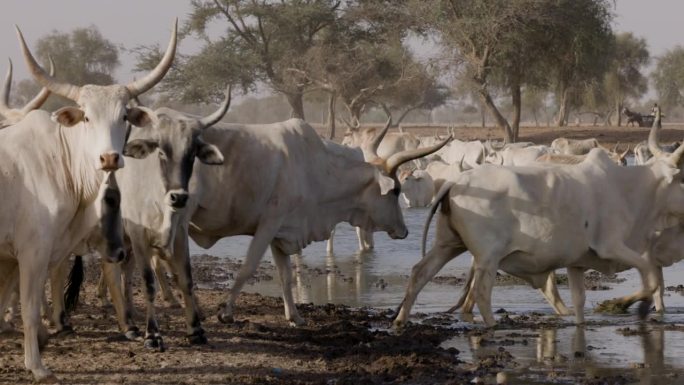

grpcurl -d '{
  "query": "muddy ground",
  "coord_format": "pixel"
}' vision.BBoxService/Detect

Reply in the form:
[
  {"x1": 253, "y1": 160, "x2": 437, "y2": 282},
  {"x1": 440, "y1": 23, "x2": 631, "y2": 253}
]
[{"x1": 0, "y1": 254, "x2": 675, "y2": 385}]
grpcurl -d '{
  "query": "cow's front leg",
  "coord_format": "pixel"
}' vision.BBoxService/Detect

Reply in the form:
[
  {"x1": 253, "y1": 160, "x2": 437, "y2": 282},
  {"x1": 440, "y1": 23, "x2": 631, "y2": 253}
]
[
  {"x1": 131, "y1": 240, "x2": 164, "y2": 351},
  {"x1": 18, "y1": 252, "x2": 55, "y2": 382},
  {"x1": 168, "y1": 232, "x2": 206, "y2": 344},
  {"x1": 271, "y1": 245, "x2": 304, "y2": 326},
  {"x1": 393, "y1": 242, "x2": 465, "y2": 330},
  {"x1": 567, "y1": 267, "x2": 586, "y2": 324},
  {"x1": 538, "y1": 271, "x2": 572, "y2": 316},
  {"x1": 102, "y1": 260, "x2": 140, "y2": 340},
  {"x1": 48, "y1": 255, "x2": 74, "y2": 334},
  {"x1": 597, "y1": 244, "x2": 657, "y2": 318},
  {"x1": 472, "y1": 262, "x2": 496, "y2": 327},
  {"x1": 218, "y1": 218, "x2": 283, "y2": 324}
]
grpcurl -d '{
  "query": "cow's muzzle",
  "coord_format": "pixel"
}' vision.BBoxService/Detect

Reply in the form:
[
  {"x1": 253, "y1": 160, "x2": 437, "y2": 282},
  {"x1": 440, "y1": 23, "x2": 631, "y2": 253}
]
[
  {"x1": 106, "y1": 246, "x2": 127, "y2": 264},
  {"x1": 389, "y1": 227, "x2": 409, "y2": 240},
  {"x1": 166, "y1": 190, "x2": 189, "y2": 209},
  {"x1": 100, "y1": 152, "x2": 122, "y2": 171}
]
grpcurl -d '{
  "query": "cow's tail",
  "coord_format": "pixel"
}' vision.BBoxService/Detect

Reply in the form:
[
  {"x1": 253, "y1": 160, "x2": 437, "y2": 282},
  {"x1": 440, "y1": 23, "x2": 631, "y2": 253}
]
[
  {"x1": 64, "y1": 255, "x2": 84, "y2": 313},
  {"x1": 446, "y1": 263, "x2": 474, "y2": 313},
  {"x1": 422, "y1": 181, "x2": 454, "y2": 257}
]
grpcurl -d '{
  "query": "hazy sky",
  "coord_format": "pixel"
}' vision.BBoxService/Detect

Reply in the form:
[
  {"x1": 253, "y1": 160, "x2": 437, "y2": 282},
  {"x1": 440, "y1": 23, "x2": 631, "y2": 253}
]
[{"x1": 0, "y1": 0, "x2": 680, "y2": 89}]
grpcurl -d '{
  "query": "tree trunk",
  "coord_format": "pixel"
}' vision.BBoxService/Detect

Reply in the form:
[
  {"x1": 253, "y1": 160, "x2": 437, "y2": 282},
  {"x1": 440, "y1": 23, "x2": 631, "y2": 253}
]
[
  {"x1": 556, "y1": 87, "x2": 570, "y2": 127},
  {"x1": 478, "y1": 88, "x2": 514, "y2": 143},
  {"x1": 615, "y1": 99, "x2": 622, "y2": 127},
  {"x1": 286, "y1": 92, "x2": 305, "y2": 120},
  {"x1": 510, "y1": 82, "x2": 522, "y2": 142},
  {"x1": 480, "y1": 99, "x2": 486, "y2": 128},
  {"x1": 326, "y1": 91, "x2": 336, "y2": 140}
]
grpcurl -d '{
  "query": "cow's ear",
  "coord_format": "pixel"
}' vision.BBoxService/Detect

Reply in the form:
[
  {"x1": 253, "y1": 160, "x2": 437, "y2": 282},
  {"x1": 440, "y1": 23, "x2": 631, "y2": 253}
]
[
  {"x1": 123, "y1": 139, "x2": 158, "y2": 159},
  {"x1": 377, "y1": 174, "x2": 396, "y2": 195},
  {"x1": 196, "y1": 139, "x2": 224, "y2": 165},
  {"x1": 126, "y1": 107, "x2": 157, "y2": 128},
  {"x1": 52, "y1": 107, "x2": 84, "y2": 127}
]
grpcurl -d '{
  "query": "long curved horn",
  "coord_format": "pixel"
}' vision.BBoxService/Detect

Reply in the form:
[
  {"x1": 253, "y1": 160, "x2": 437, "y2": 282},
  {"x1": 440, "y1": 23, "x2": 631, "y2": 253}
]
[
  {"x1": 0, "y1": 58, "x2": 12, "y2": 115},
  {"x1": 20, "y1": 55, "x2": 54, "y2": 115},
  {"x1": 385, "y1": 136, "x2": 452, "y2": 177},
  {"x1": 16, "y1": 26, "x2": 80, "y2": 101},
  {"x1": 369, "y1": 117, "x2": 392, "y2": 156},
  {"x1": 648, "y1": 107, "x2": 666, "y2": 159},
  {"x1": 611, "y1": 141, "x2": 620, "y2": 153},
  {"x1": 199, "y1": 85, "x2": 232, "y2": 128},
  {"x1": 126, "y1": 19, "x2": 178, "y2": 97}
]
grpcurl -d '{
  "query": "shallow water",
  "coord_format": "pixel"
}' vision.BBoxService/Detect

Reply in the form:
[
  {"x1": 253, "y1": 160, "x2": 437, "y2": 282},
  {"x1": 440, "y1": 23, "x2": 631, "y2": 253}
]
[{"x1": 188, "y1": 206, "x2": 684, "y2": 383}]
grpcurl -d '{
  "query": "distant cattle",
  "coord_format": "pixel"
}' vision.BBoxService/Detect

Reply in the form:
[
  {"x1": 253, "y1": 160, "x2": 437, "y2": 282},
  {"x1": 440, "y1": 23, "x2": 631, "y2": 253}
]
[{"x1": 394, "y1": 109, "x2": 684, "y2": 328}]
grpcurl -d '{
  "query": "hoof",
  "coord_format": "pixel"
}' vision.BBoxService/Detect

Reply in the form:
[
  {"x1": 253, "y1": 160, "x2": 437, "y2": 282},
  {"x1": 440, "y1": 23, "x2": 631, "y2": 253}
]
[
  {"x1": 187, "y1": 330, "x2": 208, "y2": 345},
  {"x1": 217, "y1": 305, "x2": 234, "y2": 324},
  {"x1": 143, "y1": 336, "x2": 166, "y2": 352},
  {"x1": 35, "y1": 373, "x2": 60, "y2": 384},
  {"x1": 53, "y1": 327, "x2": 75, "y2": 339},
  {"x1": 638, "y1": 300, "x2": 652, "y2": 319},
  {"x1": 125, "y1": 327, "x2": 142, "y2": 341},
  {"x1": 38, "y1": 327, "x2": 50, "y2": 351},
  {"x1": 392, "y1": 319, "x2": 405, "y2": 331},
  {"x1": 165, "y1": 301, "x2": 182, "y2": 310},
  {"x1": 287, "y1": 317, "x2": 306, "y2": 327}
]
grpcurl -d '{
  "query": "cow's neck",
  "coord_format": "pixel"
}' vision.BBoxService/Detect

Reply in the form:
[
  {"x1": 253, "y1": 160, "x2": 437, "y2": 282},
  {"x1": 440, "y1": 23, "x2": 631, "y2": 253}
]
[
  {"x1": 318, "y1": 156, "x2": 378, "y2": 230},
  {"x1": 58, "y1": 124, "x2": 104, "y2": 206}
]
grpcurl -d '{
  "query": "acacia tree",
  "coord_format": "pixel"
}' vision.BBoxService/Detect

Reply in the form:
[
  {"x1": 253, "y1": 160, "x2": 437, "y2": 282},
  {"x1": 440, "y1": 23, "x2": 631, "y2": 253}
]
[
  {"x1": 603, "y1": 32, "x2": 649, "y2": 126},
  {"x1": 652, "y1": 46, "x2": 684, "y2": 110},
  {"x1": 176, "y1": 0, "x2": 341, "y2": 119},
  {"x1": 13, "y1": 25, "x2": 119, "y2": 110},
  {"x1": 548, "y1": 0, "x2": 613, "y2": 126}
]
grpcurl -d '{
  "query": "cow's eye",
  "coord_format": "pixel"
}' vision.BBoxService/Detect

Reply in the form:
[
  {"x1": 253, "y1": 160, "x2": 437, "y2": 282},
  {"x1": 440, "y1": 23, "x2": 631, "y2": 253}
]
[{"x1": 84, "y1": 116, "x2": 90, "y2": 123}]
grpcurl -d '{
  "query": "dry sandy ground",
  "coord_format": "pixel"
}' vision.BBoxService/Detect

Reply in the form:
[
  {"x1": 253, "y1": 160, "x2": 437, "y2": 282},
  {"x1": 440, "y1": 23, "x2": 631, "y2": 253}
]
[{"x1": 326, "y1": 123, "x2": 684, "y2": 148}]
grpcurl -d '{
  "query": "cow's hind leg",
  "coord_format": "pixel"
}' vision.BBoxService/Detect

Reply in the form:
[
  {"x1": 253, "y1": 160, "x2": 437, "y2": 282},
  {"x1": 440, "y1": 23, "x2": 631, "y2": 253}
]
[
  {"x1": 271, "y1": 245, "x2": 304, "y2": 326},
  {"x1": 218, "y1": 218, "x2": 282, "y2": 324},
  {"x1": 653, "y1": 267, "x2": 665, "y2": 313}
]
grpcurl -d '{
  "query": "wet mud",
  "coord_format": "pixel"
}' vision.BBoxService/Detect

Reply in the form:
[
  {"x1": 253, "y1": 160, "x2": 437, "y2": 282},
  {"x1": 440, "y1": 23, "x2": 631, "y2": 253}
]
[{"x1": 3, "y1": 255, "x2": 684, "y2": 384}]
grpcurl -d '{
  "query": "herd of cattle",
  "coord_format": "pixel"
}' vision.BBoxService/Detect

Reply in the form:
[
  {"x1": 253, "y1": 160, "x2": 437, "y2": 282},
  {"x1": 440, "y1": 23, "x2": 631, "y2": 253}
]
[{"x1": 1, "y1": 20, "x2": 684, "y2": 382}]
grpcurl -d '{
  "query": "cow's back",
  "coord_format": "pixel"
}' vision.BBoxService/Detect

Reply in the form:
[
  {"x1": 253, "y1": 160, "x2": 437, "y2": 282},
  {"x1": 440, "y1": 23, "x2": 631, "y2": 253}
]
[{"x1": 190, "y1": 119, "x2": 329, "y2": 246}]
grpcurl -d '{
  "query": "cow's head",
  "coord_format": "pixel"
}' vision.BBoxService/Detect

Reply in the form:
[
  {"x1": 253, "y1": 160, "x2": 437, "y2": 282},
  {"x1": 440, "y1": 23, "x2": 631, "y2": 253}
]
[
  {"x1": 646, "y1": 108, "x2": 684, "y2": 215},
  {"x1": 354, "y1": 118, "x2": 450, "y2": 239},
  {"x1": 0, "y1": 57, "x2": 53, "y2": 127},
  {"x1": 16, "y1": 20, "x2": 177, "y2": 171},
  {"x1": 123, "y1": 87, "x2": 229, "y2": 250}
]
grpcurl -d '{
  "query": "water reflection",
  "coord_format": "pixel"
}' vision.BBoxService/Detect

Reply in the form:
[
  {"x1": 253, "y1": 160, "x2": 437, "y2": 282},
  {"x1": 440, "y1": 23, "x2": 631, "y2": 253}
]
[{"x1": 445, "y1": 324, "x2": 678, "y2": 384}]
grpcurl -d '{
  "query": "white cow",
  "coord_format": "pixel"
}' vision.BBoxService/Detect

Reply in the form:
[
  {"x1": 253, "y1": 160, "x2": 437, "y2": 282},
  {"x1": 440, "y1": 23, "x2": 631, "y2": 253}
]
[
  {"x1": 437, "y1": 138, "x2": 486, "y2": 169},
  {"x1": 634, "y1": 140, "x2": 680, "y2": 165},
  {"x1": 0, "y1": 57, "x2": 53, "y2": 127},
  {"x1": 454, "y1": 220, "x2": 684, "y2": 318},
  {"x1": 551, "y1": 137, "x2": 602, "y2": 155},
  {"x1": 331, "y1": 119, "x2": 421, "y2": 253},
  {"x1": 0, "y1": 21, "x2": 177, "y2": 382},
  {"x1": 51, "y1": 90, "x2": 231, "y2": 350},
  {"x1": 399, "y1": 169, "x2": 434, "y2": 208},
  {"x1": 394, "y1": 111, "x2": 684, "y2": 328},
  {"x1": 187, "y1": 119, "x2": 449, "y2": 326},
  {"x1": 536, "y1": 146, "x2": 630, "y2": 166},
  {"x1": 485, "y1": 145, "x2": 555, "y2": 166}
]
